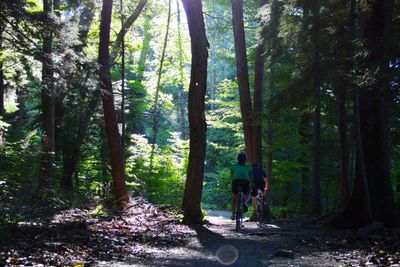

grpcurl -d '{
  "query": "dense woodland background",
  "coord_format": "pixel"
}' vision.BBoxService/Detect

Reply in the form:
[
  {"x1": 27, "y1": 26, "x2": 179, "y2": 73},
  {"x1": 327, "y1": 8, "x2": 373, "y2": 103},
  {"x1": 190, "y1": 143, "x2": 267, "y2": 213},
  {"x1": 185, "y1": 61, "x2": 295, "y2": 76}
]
[{"x1": 0, "y1": 0, "x2": 400, "y2": 228}]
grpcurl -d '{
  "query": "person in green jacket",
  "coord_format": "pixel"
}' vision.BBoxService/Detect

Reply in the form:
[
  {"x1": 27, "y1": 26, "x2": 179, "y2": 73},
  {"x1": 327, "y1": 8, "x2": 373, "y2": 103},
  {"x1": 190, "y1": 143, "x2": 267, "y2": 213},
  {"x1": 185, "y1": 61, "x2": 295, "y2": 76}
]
[{"x1": 230, "y1": 152, "x2": 251, "y2": 220}]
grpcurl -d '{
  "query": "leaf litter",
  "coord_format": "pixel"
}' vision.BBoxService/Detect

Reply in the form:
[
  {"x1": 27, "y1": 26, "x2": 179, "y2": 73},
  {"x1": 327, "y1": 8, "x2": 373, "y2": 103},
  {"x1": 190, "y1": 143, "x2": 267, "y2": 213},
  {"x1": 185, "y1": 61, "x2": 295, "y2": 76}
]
[{"x1": 0, "y1": 197, "x2": 195, "y2": 266}]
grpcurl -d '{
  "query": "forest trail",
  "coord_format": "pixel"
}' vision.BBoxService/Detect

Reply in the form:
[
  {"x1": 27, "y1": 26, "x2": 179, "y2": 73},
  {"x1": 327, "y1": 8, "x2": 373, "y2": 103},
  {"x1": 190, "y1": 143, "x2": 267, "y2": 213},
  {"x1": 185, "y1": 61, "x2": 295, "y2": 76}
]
[
  {"x1": 102, "y1": 210, "x2": 342, "y2": 266},
  {"x1": 2, "y1": 204, "x2": 399, "y2": 266}
]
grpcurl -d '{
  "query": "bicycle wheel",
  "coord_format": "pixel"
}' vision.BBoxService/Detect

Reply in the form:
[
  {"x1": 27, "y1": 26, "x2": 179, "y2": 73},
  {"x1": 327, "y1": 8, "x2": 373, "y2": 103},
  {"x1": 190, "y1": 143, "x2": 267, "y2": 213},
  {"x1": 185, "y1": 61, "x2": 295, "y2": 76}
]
[
  {"x1": 235, "y1": 191, "x2": 243, "y2": 231},
  {"x1": 257, "y1": 196, "x2": 264, "y2": 224}
]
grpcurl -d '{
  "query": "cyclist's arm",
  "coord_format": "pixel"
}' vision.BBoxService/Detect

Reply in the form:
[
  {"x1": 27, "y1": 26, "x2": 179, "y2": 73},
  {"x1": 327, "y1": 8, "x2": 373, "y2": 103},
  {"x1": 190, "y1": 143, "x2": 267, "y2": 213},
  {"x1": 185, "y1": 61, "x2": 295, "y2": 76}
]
[{"x1": 264, "y1": 173, "x2": 269, "y2": 191}]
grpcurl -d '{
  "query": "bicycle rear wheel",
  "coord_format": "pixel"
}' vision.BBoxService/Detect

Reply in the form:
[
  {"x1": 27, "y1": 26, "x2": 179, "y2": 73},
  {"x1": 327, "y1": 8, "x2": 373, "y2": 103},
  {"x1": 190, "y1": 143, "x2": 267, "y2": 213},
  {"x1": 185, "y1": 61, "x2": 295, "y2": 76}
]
[
  {"x1": 235, "y1": 192, "x2": 243, "y2": 231},
  {"x1": 257, "y1": 194, "x2": 264, "y2": 225}
]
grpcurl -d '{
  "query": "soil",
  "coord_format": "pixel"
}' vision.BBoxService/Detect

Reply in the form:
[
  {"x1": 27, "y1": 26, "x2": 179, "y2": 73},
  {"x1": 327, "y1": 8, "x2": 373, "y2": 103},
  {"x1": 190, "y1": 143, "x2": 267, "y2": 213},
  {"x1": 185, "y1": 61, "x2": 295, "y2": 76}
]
[
  {"x1": 99, "y1": 210, "x2": 400, "y2": 267},
  {"x1": 2, "y1": 203, "x2": 399, "y2": 266}
]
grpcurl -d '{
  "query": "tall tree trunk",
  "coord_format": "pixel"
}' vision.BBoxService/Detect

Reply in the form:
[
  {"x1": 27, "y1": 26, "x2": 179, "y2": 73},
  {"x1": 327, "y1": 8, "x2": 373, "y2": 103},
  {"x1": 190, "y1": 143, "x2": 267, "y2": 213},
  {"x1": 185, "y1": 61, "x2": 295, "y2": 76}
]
[
  {"x1": 126, "y1": 12, "x2": 151, "y2": 136},
  {"x1": 111, "y1": 0, "x2": 148, "y2": 62},
  {"x1": 61, "y1": 0, "x2": 145, "y2": 194},
  {"x1": 149, "y1": 0, "x2": 172, "y2": 169},
  {"x1": 336, "y1": 80, "x2": 350, "y2": 208},
  {"x1": 299, "y1": 111, "x2": 310, "y2": 212},
  {"x1": 265, "y1": 0, "x2": 283, "y2": 184},
  {"x1": 38, "y1": 0, "x2": 55, "y2": 198},
  {"x1": 311, "y1": 86, "x2": 321, "y2": 215},
  {"x1": 0, "y1": 24, "x2": 4, "y2": 117},
  {"x1": 181, "y1": 0, "x2": 208, "y2": 225},
  {"x1": 61, "y1": 1, "x2": 96, "y2": 194},
  {"x1": 137, "y1": 16, "x2": 151, "y2": 80},
  {"x1": 330, "y1": 0, "x2": 399, "y2": 228},
  {"x1": 53, "y1": 0, "x2": 63, "y2": 163},
  {"x1": 120, "y1": 0, "x2": 126, "y2": 169},
  {"x1": 231, "y1": 0, "x2": 253, "y2": 163},
  {"x1": 176, "y1": 0, "x2": 186, "y2": 139},
  {"x1": 98, "y1": 0, "x2": 128, "y2": 209},
  {"x1": 252, "y1": 0, "x2": 268, "y2": 165},
  {"x1": 310, "y1": 0, "x2": 321, "y2": 215}
]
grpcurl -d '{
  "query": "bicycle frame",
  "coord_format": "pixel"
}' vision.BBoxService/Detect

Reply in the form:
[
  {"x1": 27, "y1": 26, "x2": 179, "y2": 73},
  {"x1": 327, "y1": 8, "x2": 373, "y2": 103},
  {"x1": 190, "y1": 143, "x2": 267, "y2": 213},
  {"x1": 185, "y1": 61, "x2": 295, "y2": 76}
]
[
  {"x1": 235, "y1": 187, "x2": 244, "y2": 231},
  {"x1": 256, "y1": 189, "x2": 265, "y2": 225}
]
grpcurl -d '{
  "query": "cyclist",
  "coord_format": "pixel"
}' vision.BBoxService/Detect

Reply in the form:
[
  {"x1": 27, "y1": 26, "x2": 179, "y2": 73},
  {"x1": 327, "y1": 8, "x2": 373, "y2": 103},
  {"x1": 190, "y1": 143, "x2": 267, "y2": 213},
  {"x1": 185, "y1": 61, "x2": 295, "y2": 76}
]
[
  {"x1": 250, "y1": 162, "x2": 269, "y2": 221},
  {"x1": 230, "y1": 152, "x2": 251, "y2": 220}
]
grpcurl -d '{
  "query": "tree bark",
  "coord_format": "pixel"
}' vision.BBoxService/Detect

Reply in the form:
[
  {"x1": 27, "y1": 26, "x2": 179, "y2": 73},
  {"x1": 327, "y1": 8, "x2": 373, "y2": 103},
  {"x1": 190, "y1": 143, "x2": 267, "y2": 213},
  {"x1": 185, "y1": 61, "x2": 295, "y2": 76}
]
[
  {"x1": 330, "y1": 0, "x2": 399, "y2": 228},
  {"x1": 231, "y1": 0, "x2": 253, "y2": 163},
  {"x1": 0, "y1": 64, "x2": 3, "y2": 117},
  {"x1": 61, "y1": 2, "x2": 96, "y2": 194},
  {"x1": 98, "y1": 0, "x2": 129, "y2": 209},
  {"x1": 181, "y1": 0, "x2": 208, "y2": 225},
  {"x1": 299, "y1": 111, "x2": 310, "y2": 212},
  {"x1": 151, "y1": 0, "x2": 171, "y2": 145},
  {"x1": 149, "y1": 0, "x2": 172, "y2": 169},
  {"x1": 111, "y1": 0, "x2": 148, "y2": 62},
  {"x1": 176, "y1": 0, "x2": 186, "y2": 139},
  {"x1": 137, "y1": 16, "x2": 151, "y2": 80},
  {"x1": 0, "y1": 24, "x2": 4, "y2": 117},
  {"x1": 38, "y1": 0, "x2": 55, "y2": 198},
  {"x1": 120, "y1": 0, "x2": 126, "y2": 169},
  {"x1": 310, "y1": 0, "x2": 321, "y2": 215},
  {"x1": 252, "y1": 0, "x2": 268, "y2": 165}
]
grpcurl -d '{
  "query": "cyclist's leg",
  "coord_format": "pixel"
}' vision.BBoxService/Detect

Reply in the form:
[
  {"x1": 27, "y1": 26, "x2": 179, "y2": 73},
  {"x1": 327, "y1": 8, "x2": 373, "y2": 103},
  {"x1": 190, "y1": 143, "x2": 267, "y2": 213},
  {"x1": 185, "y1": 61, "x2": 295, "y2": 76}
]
[
  {"x1": 242, "y1": 180, "x2": 250, "y2": 213},
  {"x1": 250, "y1": 184, "x2": 257, "y2": 218},
  {"x1": 231, "y1": 180, "x2": 240, "y2": 219},
  {"x1": 231, "y1": 193, "x2": 238, "y2": 219}
]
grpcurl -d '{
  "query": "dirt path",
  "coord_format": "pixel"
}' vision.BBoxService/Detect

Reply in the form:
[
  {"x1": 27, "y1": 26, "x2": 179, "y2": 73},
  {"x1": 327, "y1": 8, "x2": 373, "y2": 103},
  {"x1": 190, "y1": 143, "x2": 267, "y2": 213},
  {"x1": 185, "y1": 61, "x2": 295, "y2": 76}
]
[{"x1": 100, "y1": 211, "x2": 342, "y2": 266}]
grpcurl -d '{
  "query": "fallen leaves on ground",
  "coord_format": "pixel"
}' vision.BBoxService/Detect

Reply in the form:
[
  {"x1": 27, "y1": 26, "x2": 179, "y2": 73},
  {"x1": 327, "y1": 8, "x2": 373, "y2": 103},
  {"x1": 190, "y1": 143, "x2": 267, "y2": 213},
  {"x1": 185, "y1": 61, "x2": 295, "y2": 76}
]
[{"x1": 0, "y1": 197, "x2": 195, "y2": 266}]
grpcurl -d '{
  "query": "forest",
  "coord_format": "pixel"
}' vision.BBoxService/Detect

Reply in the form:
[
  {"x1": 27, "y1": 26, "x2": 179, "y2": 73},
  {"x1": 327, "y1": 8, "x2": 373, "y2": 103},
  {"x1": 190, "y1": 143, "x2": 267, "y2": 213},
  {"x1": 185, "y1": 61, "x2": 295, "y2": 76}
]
[{"x1": 1, "y1": 0, "x2": 400, "y2": 265}]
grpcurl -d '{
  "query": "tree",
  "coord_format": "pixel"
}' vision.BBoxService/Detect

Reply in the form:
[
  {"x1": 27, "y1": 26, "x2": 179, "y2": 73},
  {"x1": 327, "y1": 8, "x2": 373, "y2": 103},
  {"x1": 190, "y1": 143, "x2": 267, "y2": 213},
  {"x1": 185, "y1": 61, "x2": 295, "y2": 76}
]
[
  {"x1": 176, "y1": 0, "x2": 186, "y2": 140},
  {"x1": 231, "y1": 0, "x2": 254, "y2": 163},
  {"x1": 331, "y1": 0, "x2": 399, "y2": 228},
  {"x1": 252, "y1": 0, "x2": 268, "y2": 165},
  {"x1": 150, "y1": 0, "x2": 172, "y2": 169},
  {"x1": 310, "y1": 0, "x2": 322, "y2": 215},
  {"x1": 98, "y1": 0, "x2": 129, "y2": 209},
  {"x1": 37, "y1": 0, "x2": 55, "y2": 199},
  {"x1": 0, "y1": 24, "x2": 4, "y2": 117},
  {"x1": 181, "y1": 0, "x2": 208, "y2": 225}
]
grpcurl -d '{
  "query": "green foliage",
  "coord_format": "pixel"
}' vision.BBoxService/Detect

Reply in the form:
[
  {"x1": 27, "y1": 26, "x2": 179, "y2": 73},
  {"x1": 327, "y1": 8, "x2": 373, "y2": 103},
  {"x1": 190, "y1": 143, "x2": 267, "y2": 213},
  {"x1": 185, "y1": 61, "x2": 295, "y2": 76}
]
[{"x1": 126, "y1": 134, "x2": 187, "y2": 206}]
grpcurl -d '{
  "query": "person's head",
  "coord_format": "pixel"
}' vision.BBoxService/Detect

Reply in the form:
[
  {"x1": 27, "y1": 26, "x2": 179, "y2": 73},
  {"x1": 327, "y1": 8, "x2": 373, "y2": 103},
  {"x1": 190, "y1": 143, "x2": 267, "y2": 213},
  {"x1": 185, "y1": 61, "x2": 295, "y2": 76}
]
[
  {"x1": 237, "y1": 152, "x2": 247, "y2": 165},
  {"x1": 252, "y1": 162, "x2": 260, "y2": 168}
]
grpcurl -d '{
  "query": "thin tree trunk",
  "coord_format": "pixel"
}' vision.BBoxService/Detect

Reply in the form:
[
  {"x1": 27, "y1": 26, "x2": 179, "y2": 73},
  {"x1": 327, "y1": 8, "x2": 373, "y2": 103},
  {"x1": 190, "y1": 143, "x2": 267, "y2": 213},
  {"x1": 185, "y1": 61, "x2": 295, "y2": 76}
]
[
  {"x1": 150, "y1": 0, "x2": 172, "y2": 168},
  {"x1": 137, "y1": 16, "x2": 151, "y2": 80},
  {"x1": 231, "y1": 0, "x2": 253, "y2": 163},
  {"x1": 311, "y1": 86, "x2": 321, "y2": 215},
  {"x1": 337, "y1": 84, "x2": 350, "y2": 207},
  {"x1": 61, "y1": 2, "x2": 96, "y2": 194},
  {"x1": 176, "y1": 0, "x2": 186, "y2": 139},
  {"x1": 310, "y1": 1, "x2": 321, "y2": 215},
  {"x1": 120, "y1": 0, "x2": 126, "y2": 170},
  {"x1": 98, "y1": 0, "x2": 128, "y2": 209},
  {"x1": 299, "y1": 112, "x2": 310, "y2": 212},
  {"x1": 111, "y1": 0, "x2": 148, "y2": 61},
  {"x1": 0, "y1": 29, "x2": 5, "y2": 117},
  {"x1": 354, "y1": 85, "x2": 373, "y2": 223},
  {"x1": 181, "y1": 0, "x2": 208, "y2": 225},
  {"x1": 252, "y1": 0, "x2": 268, "y2": 165},
  {"x1": 38, "y1": 0, "x2": 55, "y2": 198},
  {"x1": 265, "y1": 0, "x2": 282, "y2": 184},
  {"x1": 0, "y1": 24, "x2": 4, "y2": 117}
]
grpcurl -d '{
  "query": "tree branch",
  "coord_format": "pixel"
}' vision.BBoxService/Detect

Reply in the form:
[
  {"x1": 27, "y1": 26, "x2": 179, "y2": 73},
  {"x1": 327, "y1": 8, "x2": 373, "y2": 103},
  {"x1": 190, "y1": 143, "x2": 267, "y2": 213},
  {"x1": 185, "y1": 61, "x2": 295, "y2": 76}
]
[{"x1": 111, "y1": 0, "x2": 148, "y2": 61}]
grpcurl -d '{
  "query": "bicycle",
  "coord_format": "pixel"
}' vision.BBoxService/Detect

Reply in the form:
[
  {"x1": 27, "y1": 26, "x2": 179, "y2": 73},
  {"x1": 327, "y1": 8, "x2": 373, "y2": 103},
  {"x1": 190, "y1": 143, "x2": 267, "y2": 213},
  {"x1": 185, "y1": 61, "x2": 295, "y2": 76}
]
[
  {"x1": 235, "y1": 187, "x2": 245, "y2": 231},
  {"x1": 256, "y1": 189, "x2": 266, "y2": 225}
]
